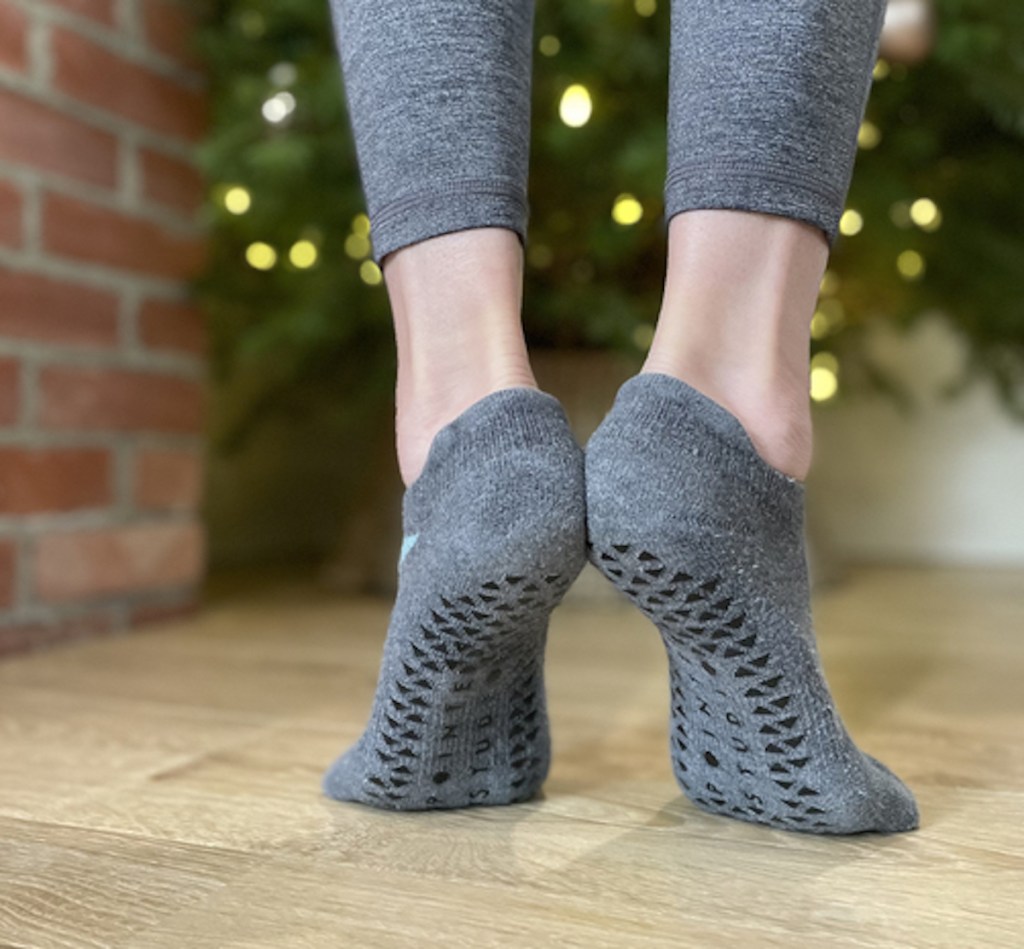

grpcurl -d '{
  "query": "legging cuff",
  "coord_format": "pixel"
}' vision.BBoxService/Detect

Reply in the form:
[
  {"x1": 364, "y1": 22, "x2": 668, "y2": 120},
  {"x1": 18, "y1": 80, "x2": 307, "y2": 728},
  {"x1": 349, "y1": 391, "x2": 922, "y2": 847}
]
[
  {"x1": 368, "y1": 178, "x2": 528, "y2": 264},
  {"x1": 664, "y1": 161, "x2": 845, "y2": 246}
]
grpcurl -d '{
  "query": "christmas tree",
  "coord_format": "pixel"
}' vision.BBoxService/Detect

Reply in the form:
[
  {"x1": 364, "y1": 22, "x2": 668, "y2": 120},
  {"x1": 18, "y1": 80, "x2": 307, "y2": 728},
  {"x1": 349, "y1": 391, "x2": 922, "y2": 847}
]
[{"x1": 194, "y1": 0, "x2": 1024, "y2": 450}]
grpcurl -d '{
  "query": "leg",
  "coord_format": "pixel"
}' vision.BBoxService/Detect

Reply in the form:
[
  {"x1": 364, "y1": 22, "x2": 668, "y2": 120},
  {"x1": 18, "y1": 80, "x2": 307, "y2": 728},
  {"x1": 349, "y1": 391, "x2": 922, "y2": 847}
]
[
  {"x1": 586, "y1": 0, "x2": 918, "y2": 834},
  {"x1": 322, "y1": 0, "x2": 586, "y2": 810},
  {"x1": 386, "y1": 228, "x2": 535, "y2": 486},
  {"x1": 649, "y1": 0, "x2": 889, "y2": 481},
  {"x1": 330, "y1": 0, "x2": 540, "y2": 486},
  {"x1": 643, "y1": 211, "x2": 825, "y2": 481}
]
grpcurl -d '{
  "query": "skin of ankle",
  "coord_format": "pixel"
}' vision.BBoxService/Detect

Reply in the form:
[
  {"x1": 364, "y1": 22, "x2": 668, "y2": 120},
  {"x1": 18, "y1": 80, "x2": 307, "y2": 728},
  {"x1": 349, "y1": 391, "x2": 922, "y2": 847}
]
[
  {"x1": 643, "y1": 210, "x2": 829, "y2": 481},
  {"x1": 382, "y1": 228, "x2": 537, "y2": 485}
]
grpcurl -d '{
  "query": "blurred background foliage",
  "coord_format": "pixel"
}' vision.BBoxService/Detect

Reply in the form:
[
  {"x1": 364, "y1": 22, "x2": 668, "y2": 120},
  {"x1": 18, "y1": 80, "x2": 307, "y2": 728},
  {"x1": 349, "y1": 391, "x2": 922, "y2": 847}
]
[{"x1": 193, "y1": 0, "x2": 1024, "y2": 453}]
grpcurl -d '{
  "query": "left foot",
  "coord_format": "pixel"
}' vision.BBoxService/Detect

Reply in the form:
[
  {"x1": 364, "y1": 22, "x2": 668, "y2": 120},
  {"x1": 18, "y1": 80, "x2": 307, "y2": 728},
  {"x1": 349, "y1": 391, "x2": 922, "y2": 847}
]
[{"x1": 585, "y1": 374, "x2": 919, "y2": 834}]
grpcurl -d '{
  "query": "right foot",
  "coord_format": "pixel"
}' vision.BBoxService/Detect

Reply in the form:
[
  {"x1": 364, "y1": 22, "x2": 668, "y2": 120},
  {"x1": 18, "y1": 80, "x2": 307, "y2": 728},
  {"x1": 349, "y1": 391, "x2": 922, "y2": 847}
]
[{"x1": 323, "y1": 389, "x2": 585, "y2": 810}]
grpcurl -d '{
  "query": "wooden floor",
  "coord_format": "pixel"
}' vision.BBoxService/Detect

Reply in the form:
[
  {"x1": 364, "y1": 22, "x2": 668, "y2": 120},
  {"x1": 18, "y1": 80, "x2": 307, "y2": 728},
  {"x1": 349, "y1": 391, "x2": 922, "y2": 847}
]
[{"x1": 1, "y1": 566, "x2": 1022, "y2": 948}]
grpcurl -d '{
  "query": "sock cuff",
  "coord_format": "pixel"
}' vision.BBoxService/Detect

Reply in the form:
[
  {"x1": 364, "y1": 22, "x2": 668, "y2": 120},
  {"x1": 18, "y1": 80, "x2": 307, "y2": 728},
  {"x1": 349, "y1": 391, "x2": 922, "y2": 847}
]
[
  {"x1": 404, "y1": 387, "x2": 576, "y2": 523},
  {"x1": 603, "y1": 372, "x2": 805, "y2": 515}
]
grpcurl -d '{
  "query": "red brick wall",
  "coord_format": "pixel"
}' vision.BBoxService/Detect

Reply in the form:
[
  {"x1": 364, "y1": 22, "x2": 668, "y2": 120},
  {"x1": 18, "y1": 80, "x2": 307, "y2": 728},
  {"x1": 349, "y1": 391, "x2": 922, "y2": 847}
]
[{"x1": 0, "y1": 0, "x2": 207, "y2": 654}]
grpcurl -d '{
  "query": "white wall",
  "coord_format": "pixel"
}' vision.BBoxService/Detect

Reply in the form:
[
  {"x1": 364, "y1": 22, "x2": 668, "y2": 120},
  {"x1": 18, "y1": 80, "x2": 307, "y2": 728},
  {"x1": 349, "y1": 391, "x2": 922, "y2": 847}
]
[{"x1": 808, "y1": 316, "x2": 1024, "y2": 566}]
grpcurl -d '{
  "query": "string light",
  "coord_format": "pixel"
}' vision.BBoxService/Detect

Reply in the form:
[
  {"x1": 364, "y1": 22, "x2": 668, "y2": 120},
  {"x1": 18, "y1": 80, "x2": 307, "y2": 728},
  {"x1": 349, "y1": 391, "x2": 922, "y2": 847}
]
[
  {"x1": 268, "y1": 62, "x2": 297, "y2": 87},
  {"x1": 345, "y1": 233, "x2": 370, "y2": 259},
  {"x1": 897, "y1": 249, "x2": 925, "y2": 280},
  {"x1": 539, "y1": 35, "x2": 561, "y2": 56},
  {"x1": 289, "y1": 239, "x2": 318, "y2": 269},
  {"x1": 245, "y1": 242, "x2": 277, "y2": 270},
  {"x1": 262, "y1": 91, "x2": 296, "y2": 124},
  {"x1": 559, "y1": 84, "x2": 592, "y2": 128},
  {"x1": 909, "y1": 197, "x2": 942, "y2": 231},
  {"x1": 351, "y1": 213, "x2": 371, "y2": 238},
  {"x1": 635, "y1": 0, "x2": 657, "y2": 16},
  {"x1": 612, "y1": 193, "x2": 643, "y2": 225},
  {"x1": 857, "y1": 120, "x2": 882, "y2": 149},
  {"x1": 359, "y1": 260, "x2": 383, "y2": 286},
  {"x1": 873, "y1": 58, "x2": 891, "y2": 80},
  {"x1": 838, "y1": 209, "x2": 864, "y2": 236},
  {"x1": 810, "y1": 298, "x2": 845, "y2": 340},
  {"x1": 810, "y1": 352, "x2": 840, "y2": 402},
  {"x1": 223, "y1": 185, "x2": 251, "y2": 215}
]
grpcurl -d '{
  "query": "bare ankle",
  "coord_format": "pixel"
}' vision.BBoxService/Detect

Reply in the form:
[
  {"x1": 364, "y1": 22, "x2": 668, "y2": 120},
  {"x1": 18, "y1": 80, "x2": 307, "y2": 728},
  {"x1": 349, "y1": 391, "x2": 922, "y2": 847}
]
[{"x1": 382, "y1": 228, "x2": 535, "y2": 485}]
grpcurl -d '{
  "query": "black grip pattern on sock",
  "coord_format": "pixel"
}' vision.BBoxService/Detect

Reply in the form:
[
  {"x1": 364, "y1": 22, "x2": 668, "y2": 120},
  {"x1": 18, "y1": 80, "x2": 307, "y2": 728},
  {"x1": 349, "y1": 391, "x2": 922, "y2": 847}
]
[
  {"x1": 358, "y1": 571, "x2": 568, "y2": 810},
  {"x1": 593, "y1": 541, "x2": 833, "y2": 831}
]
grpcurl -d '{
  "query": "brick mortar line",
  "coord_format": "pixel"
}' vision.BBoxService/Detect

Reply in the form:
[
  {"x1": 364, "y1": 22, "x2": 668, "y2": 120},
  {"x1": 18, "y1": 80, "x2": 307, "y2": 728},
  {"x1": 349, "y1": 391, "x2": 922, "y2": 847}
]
[
  {"x1": 113, "y1": 439, "x2": 135, "y2": 516},
  {"x1": 119, "y1": 130, "x2": 141, "y2": 206},
  {"x1": 116, "y1": 0, "x2": 142, "y2": 46},
  {"x1": 1, "y1": 583, "x2": 200, "y2": 628},
  {"x1": 0, "y1": 160, "x2": 205, "y2": 233},
  {"x1": 16, "y1": 350, "x2": 39, "y2": 432},
  {"x1": 26, "y1": 8, "x2": 51, "y2": 92},
  {"x1": 0, "y1": 508, "x2": 202, "y2": 534},
  {"x1": 0, "y1": 246, "x2": 201, "y2": 298},
  {"x1": 20, "y1": 174, "x2": 41, "y2": 253},
  {"x1": 119, "y1": 280, "x2": 142, "y2": 350},
  {"x1": 12, "y1": 0, "x2": 206, "y2": 89},
  {"x1": 0, "y1": 338, "x2": 206, "y2": 379},
  {"x1": 13, "y1": 526, "x2": 33, "y2": 612},
  {"x1": 0, "y1": 72, "x2": 207, "y2": 159},
  {"x1": 0, "y1": 246, "x2": 203, "y2": 298}
]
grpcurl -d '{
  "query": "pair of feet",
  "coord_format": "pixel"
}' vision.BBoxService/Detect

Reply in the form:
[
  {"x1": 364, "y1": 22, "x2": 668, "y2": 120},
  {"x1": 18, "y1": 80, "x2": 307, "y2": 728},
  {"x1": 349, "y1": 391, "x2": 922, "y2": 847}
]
[{"x1": 322, "y1": 373, "x2": 919, "y2": 835}]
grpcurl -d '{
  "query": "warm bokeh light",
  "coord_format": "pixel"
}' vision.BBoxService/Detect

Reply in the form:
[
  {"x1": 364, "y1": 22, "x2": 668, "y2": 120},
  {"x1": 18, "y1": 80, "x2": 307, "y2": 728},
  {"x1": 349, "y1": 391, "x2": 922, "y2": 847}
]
[
  {"x1": 245, "y1": 241, "x2": 277, "y2": 270},
  {"x1": 810, "y1": 311, "x2": 830, "y2": 340},
  {"x1": 857, "y1": 120, "x2": 882, "y2": 149},
  {"x1": 559, "y1": 84, "x2": 592, "y2": 128},
  {"x1": 811, "y1": 300, "x2": 845, "y2": 340},
  {"x1": 839, "y1": 209, "x2": 864, "y2": 237},
  {"x1": 359, "y1": 260, "x2": 383, "y2": 286},
  {"x1": 910, "y1": 197, "x2": 942, "y2": 231},
  {"x1": 612, "y1": 193, "x2": 643, "y2": 225},
  {"x1": 262, "y1": 91, "x2": 296, "y2": 123},
  {"x1": 819, "y1": 270, "x2": 840, "y2": 295},
  {"x1": 635, "y1": 0, "x2": 657, "y2": 16},
  {"x1": 539, "y1": 35, "x2": 561, "y2": 56},
  {"x1": 345, "y1": 233, "x2": 370, "y2": 260},
  {"x1": 810, "y1": 365, "x2": 839, "y2": 402},
  {"x1": 289, "y1": 239, "x2": 318, "y2": 269},
  {"x1": 223, "y1": 186, "x2": 251, "y2": 215},
  {"x1": 351, "y1": 213, "x2": 371, "y2": 237},
  {"x1": 873, "y1": 58, "x2": 891, "y2": 80},
  {"x1": 810, "y1": 351, "x2": 840, "y2": 402},
  {"x1": 897, "y1": 249, "x2": 925, "y2": 280}
]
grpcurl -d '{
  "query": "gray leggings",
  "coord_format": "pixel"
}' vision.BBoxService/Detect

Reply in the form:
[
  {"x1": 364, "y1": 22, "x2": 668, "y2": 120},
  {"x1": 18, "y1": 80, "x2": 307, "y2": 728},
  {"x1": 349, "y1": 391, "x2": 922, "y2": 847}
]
[{"x1": 328, "y1": 0, "x2": 885, "y2": 264}]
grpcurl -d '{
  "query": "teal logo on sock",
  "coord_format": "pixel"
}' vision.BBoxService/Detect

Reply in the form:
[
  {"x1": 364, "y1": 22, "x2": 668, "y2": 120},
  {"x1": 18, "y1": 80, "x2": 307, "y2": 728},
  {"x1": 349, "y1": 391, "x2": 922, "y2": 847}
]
[{"x1": 399, "y1": 533, "x2": 419, "y2": 566}]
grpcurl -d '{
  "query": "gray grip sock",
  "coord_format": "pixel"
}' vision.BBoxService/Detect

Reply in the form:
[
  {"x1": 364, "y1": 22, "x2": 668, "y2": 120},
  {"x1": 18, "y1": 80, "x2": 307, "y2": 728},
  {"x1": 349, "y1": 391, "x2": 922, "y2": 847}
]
[
  {"x1": 586, "y1": 373, "x2": 919, "y2": 835},
  {"x1": 323, "y1": 388, "x2": 585, "y2": 810}
]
